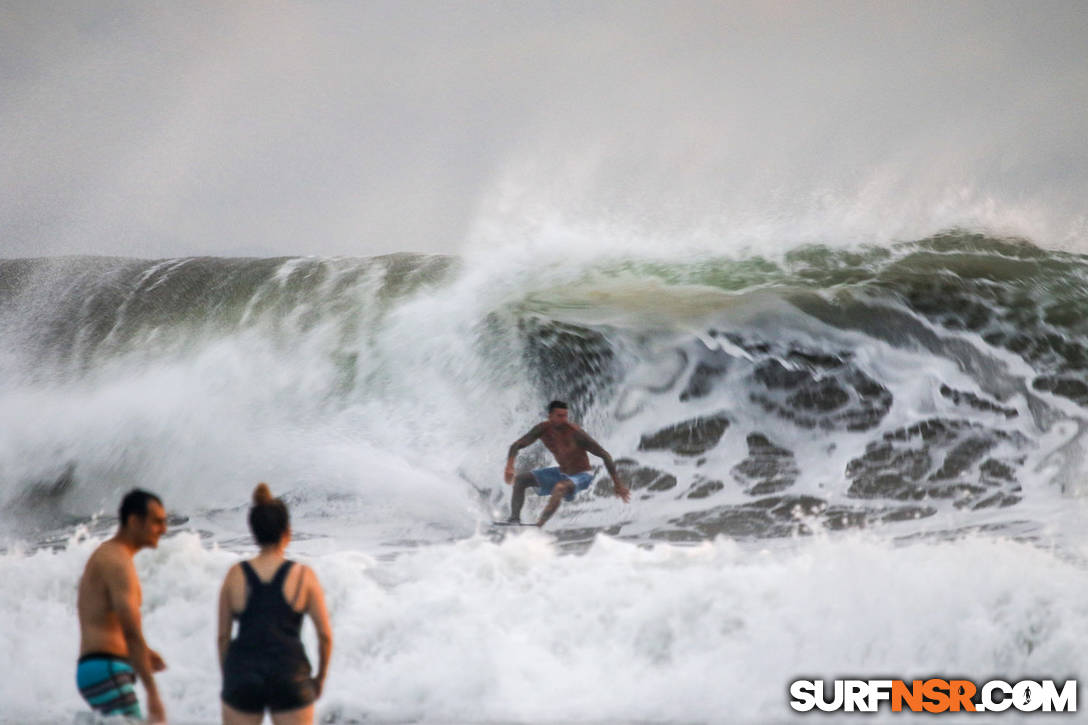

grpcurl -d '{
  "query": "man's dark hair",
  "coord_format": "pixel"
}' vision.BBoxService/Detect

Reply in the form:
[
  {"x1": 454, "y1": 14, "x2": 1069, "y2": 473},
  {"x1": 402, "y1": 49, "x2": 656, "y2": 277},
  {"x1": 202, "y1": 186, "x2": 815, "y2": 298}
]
[
  {"x1": 118, "y1": 489, "x2": 163, "y2": 527},
  {"x1": 249, "y1": 483, "x2": 289, "y2": 546},
  {"x1": 547, "y1": 400, "x2": 569, "y2": 412}
]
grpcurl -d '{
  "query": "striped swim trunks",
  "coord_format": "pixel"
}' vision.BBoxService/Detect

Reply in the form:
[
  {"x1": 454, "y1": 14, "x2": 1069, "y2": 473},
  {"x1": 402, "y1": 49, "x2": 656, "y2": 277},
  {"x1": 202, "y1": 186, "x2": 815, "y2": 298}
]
[{"x1": 76, "y1": 652, "x2": 142, "y2": 718}]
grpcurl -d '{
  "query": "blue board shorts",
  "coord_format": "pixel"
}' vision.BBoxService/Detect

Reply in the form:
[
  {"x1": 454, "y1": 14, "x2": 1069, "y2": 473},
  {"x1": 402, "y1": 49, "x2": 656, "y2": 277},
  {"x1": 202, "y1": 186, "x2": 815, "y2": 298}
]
[
  {"x1": 532, "y1": 467, "x2": 595, "y2": 501},
  {"x1": 76, "y1": 653, "x2": 142, "y2": 719}
]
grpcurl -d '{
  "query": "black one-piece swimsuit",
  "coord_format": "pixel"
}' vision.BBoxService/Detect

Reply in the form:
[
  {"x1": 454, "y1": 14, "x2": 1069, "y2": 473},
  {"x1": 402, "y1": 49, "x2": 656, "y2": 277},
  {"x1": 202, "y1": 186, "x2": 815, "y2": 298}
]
[{"x1": 221, "y1": 561, "x2": 316, "y2": 713}]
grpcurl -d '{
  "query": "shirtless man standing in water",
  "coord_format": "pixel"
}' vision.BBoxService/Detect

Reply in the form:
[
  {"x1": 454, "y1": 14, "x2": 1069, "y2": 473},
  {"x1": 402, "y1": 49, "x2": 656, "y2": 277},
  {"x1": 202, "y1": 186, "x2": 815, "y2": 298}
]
[
  {"x1": 504, "y1": 400, "x2": 630, "y2": 526},
  {"x1": 76, "y1": 489, "x2": 168, "y2": 723}
]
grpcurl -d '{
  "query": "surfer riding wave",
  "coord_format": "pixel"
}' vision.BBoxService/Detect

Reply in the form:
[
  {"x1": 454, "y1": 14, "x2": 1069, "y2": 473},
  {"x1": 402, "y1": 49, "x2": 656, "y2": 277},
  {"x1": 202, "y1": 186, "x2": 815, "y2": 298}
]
[{"x1": 504, "y1": 400, "x2": 630, "y2": 527}]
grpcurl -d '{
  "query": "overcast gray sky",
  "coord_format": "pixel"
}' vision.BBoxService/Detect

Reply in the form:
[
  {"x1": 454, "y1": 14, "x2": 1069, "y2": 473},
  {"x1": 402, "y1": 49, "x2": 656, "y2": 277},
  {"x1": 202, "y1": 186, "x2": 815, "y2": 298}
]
[{"x1": 2, "y1": 1, "x2": 1087, "y2": 259}]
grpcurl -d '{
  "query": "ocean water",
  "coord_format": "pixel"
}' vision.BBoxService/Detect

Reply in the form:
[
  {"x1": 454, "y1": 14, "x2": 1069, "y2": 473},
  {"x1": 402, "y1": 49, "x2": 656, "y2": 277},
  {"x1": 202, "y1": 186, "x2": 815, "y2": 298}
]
[{"x1": 2, "y1": 233, "x2": 1087, "y2": 723}]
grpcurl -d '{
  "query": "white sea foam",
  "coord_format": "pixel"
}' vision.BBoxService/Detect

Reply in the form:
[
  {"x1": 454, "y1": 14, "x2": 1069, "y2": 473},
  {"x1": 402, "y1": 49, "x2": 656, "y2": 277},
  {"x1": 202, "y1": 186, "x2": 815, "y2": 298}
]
[{"x1": 2, "y1": 529, "x2": 1087, "y2": 724}]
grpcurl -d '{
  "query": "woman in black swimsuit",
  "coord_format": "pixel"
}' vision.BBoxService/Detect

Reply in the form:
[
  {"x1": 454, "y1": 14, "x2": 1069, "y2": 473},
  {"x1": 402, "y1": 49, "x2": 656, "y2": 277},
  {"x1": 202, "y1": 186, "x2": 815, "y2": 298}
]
[{"x1": 217, "y1": 483, "x2": 333, "y2": 725}]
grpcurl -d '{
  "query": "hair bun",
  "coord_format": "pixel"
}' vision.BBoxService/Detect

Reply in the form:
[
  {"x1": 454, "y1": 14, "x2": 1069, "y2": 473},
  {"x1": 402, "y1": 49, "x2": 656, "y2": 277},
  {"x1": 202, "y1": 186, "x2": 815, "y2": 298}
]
[{"x1": 253, "y1": 482, "x2": 274, "y2": 505}]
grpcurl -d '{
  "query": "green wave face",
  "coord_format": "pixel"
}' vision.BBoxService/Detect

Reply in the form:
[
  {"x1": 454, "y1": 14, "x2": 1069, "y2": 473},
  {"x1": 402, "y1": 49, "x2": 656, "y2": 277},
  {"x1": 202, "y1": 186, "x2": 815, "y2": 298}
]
[{"x1": 1, "y1": 232, "x2": 1086, "y2": 542}]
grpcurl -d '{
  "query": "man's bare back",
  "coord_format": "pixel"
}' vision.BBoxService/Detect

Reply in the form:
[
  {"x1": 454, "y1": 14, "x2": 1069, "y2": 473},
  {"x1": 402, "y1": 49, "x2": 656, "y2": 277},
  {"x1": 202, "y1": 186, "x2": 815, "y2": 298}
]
[{"x1": 78, "y1": 540, "x2": 143, "y2": 657}]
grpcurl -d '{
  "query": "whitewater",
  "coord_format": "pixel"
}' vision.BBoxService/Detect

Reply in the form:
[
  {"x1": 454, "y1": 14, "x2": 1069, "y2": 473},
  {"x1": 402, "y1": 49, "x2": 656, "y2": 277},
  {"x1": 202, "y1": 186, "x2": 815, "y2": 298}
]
[{"x1": 2, "y1": 232, "x2": 1088, "y2": 723}]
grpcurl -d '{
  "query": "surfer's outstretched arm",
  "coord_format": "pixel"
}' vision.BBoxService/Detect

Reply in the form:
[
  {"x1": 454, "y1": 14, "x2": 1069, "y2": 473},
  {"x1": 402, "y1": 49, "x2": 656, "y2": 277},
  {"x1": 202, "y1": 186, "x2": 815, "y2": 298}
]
[
  {"x1": 576, "y1": 430, "x2": 631, "y2": 503},
  {"x1": 504, "y1": 423, "x2": 545, "y2": 483}
]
